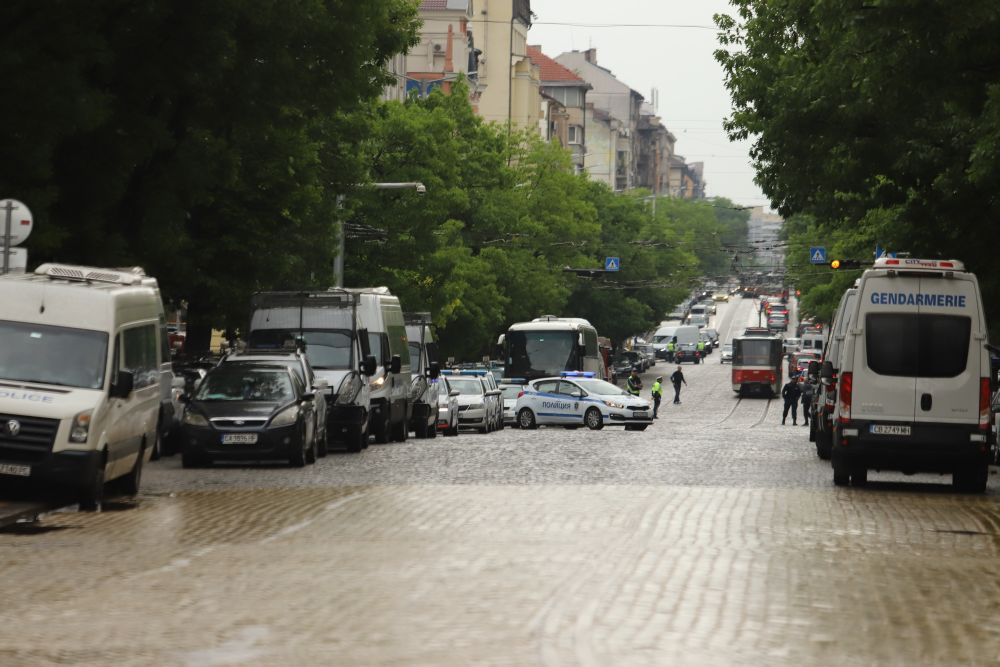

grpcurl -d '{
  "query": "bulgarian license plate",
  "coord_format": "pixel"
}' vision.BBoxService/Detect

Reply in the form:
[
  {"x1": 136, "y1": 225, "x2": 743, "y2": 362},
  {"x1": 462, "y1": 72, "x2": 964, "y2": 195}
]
[
  {"x1": 870, "y1": 424, "x2": 911, "y2": 436},
  {"x1": 221, "y1": 433, "x2": 258, "y2": 445},
  {"x1": 0, "y1": 463, "x2": 31, "y2": 477},
  {"x1": 633, "y1": 411, "x2": 649, "y2": 419}
]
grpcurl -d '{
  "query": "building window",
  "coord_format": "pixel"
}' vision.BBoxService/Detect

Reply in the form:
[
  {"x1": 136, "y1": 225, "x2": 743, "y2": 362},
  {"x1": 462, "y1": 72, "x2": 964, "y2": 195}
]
[{"x1": 568, "y1": 125, "x2": 583, "y2": 145}]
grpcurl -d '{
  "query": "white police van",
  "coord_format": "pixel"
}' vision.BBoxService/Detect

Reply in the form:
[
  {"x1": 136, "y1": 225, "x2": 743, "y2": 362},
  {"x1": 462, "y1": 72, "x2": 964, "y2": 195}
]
[
  {"x1": 829, "y1": 258, "x2": 992, "y2": 492},
  {"x1": 514, "y1": 372, "x2": 653, "y2": 431}
]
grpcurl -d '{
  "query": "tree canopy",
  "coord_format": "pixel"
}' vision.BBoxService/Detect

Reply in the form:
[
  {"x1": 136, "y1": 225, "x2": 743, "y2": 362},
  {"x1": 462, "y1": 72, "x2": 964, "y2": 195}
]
[{"x1": 716, "y1": 1, "x2": 1000, "y2": 333}]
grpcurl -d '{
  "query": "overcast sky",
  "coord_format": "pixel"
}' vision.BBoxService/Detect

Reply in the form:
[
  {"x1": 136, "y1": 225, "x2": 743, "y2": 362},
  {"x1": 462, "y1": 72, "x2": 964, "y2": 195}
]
[{"x1": 526, "y1": 0, "x2": 769, "y2": 209}]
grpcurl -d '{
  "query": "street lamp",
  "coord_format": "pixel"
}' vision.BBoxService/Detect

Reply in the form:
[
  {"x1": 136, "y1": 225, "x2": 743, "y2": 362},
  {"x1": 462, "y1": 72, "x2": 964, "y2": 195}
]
[{"x1": 334, "y1": 182, "x2": 427, "y2": 287}]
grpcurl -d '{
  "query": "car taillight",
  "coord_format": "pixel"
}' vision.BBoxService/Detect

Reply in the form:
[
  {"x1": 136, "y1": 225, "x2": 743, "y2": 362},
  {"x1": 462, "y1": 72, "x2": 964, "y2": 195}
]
[
  {"x1": 980, "y1": 378, "x2": 990, "y2": 430},
  {"x1": 517, "y1": 391, "x2": 524, "y2": 399},
  {"x1": 838, "y1": 372, "x2": 852, "y2": 423}
]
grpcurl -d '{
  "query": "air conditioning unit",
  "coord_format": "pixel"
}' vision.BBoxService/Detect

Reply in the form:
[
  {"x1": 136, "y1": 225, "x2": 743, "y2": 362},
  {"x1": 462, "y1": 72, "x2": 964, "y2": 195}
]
[{"x1": 433, "y1": 42, "x2": 444, "y2": 53}]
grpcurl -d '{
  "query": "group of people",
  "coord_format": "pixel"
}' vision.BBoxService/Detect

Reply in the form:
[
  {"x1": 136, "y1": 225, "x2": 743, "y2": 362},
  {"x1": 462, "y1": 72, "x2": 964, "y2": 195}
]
[
  {"x1": 781, "y1": 373, "x2": 814, "y2": 425},
  {"x1": 627, "y1": 366, "x2": 688, "y2": 418}
]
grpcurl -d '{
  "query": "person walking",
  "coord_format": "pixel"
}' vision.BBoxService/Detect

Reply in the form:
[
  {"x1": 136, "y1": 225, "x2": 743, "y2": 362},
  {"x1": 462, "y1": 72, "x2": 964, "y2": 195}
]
[
  {"x1": 800, "y1": 379, "x2": 814, "y2": 426},
  {"x1": 626, "y1": 367, "x2": 643, "y2": 397},
  {"x1": 669, "y1": 366, "x2": 687, "y2": 404},
  {"x1": 781, "y1": 376, "x2": 801, "y2": 425},
  {"x1": 651, "y1": 376, "x2": 663, "y2": 418}
]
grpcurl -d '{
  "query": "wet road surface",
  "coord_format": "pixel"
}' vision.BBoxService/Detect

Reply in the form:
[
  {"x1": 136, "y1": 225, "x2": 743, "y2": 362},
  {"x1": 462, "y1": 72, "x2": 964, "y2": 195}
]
[{"x1": 2, "y1": 296, "x2": 1000, "y2": 666}]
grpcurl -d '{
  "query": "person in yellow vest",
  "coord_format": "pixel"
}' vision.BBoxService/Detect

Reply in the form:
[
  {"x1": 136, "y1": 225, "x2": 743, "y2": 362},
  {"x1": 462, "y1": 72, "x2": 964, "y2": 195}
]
[
  {"x1": 696, "y1": 339, "x2": 706, "y2": 363},
  {"x1": 651, "y1": 376, "x2": 663, "y2": 418},
  {"x1": 666, "y1": 338, "x2": 676, "y2": 362}
]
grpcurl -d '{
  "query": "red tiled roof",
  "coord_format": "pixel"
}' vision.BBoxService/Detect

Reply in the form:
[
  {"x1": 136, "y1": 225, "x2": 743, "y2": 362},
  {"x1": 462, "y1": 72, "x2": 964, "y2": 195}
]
[{"x1": 527, "y1": 45, "x2": 587, "y2": 85}]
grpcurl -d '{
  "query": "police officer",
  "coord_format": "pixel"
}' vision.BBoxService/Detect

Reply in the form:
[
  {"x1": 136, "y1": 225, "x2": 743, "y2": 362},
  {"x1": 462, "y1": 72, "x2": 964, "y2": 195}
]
[
  {"x1": 781, "y1": 376, "x2": 801, "y2": 425},
  {"x1": 651, "y1": 376, "x2": 663, "y2": 418},
  {"x1": 800, "y1": 378, "x2": 814, "y2": 426},
  {"x1": 666, "y1": 338, "x2": 676, "y2": 363},
  {"x1": 669, "y1": 365, "x2": 687, "y2": 404},
  {"x1": 626, "y1": 367, "x2": 643, "y2": 397},
  {"x1": 696, "y1": 338, "x2": 705, "y2": 363}
]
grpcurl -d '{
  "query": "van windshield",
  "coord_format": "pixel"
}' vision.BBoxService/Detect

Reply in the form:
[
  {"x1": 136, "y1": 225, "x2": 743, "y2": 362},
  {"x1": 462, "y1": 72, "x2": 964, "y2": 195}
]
[
  {"x1": 866, "y1": 314, "x2": 971, "y2": 378},
  {"x1": 248, "y1": 329, "x2": 352, "y2": 370},
  {"x1": 0, "y1": 320, "x2": 109, "y2": 390}
]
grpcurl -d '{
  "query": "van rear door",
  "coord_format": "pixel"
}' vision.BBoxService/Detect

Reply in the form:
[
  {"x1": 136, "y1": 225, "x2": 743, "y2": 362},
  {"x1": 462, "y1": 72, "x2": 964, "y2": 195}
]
[
  {"x1": 913, "y1": 275, "x2": 979, "y2": 426},
  {"x1": 854, "y1": 277, "x2": 918, "y2": 423}
]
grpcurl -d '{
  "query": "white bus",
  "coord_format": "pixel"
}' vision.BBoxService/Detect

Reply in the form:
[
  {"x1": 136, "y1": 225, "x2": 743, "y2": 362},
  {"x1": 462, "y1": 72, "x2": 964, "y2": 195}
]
[{"x1": 498, "y1": 316, "x2": 604, "y2": 382}]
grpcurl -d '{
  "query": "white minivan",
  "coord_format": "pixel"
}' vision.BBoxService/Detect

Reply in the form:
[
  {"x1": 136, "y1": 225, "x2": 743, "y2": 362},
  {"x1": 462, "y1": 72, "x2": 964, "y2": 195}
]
[
  {"x1": 0, "y1": 264, "x2": 166, "y2": 508},
  {"x1": 829, "y1": 258, "x2": 992, "y2": 492}
]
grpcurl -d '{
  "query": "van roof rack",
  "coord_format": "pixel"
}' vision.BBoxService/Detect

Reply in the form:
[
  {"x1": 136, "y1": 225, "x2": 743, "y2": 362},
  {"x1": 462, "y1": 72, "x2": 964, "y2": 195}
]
[
  {"x1": 34, "y1": 263, "x2": 147, "y2": 285},
  {"x1": 404, "y1": 312, "x2": 433, "y2": 325},
  {"x1": 251, "y1": 290, "x2": 356, "y2": 308}
]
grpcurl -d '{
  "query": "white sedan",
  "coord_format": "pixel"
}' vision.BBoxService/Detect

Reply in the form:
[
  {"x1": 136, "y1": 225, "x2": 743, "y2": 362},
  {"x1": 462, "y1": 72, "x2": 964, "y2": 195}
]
[{"x1": 514, "y1": 372, "x2": 653, "y2": 431}]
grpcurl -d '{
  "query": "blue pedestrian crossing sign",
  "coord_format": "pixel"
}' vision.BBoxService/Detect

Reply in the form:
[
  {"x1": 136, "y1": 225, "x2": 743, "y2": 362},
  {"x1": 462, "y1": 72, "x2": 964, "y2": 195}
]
[
  {"x1": 809, "y1": 247, "x2": 827, "y2": 264},
  {"x1": 604, "y1": 257, "x2": 620, "y2": 272}
]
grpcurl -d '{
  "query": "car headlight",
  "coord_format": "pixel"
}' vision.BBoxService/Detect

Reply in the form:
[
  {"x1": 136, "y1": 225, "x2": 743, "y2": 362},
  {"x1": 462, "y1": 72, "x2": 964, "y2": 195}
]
[
  {"x1": 268, "y1": 405, "x2": 299, "y2": 429},
  {"x1": 470, "y1": 403, "x2": 484, "y2": 410},
  {"x1": 183, "y1": 410, "x2": 209, "y2": 428},
  {"x1": 69, "y1": 409, "x2": 93, "y2": 443},
  {"x1": 336, "y1": 374, "x2": 362, "y2": 405},
  {"x1": 603, "y1": 400, "x2": 625, "y2": 409},
  {"x1": 438, "y1": 405, "x2": 450, "y2": 412},
  {"x1": 369, "y1": 375, "x2": 386, "y2": 390}
]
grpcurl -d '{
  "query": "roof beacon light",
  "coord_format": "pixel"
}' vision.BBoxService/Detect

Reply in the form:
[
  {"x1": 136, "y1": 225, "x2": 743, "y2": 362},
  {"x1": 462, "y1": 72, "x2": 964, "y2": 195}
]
[
  {"x1": 873, "y1": 257, "x2": 964, "y2": 270},
  {"x1": 560, "y1": 371, "x2": 595, "y2": 378}
]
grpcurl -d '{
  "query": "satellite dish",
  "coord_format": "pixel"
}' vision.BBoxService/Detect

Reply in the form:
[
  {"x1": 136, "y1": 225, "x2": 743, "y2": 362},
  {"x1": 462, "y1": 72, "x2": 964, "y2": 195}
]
[{"x1": 0, "y1": 199, "x2": 33, "y2": 246}]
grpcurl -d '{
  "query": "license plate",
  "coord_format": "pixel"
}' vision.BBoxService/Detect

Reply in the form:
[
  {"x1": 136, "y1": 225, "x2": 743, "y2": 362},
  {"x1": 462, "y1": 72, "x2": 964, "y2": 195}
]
[
  {"x1": 0, "y1": 463, "x2": 30, "y2": 477},
  {"x1": 633, "y1": 411, "x2": 649, "y2": 419},
  {"x1": 221, "y1": 433, "x2": 258, "y2": 444},
  {"x1": 870, "y1": 424, "x2": 911, "y2": 436}
]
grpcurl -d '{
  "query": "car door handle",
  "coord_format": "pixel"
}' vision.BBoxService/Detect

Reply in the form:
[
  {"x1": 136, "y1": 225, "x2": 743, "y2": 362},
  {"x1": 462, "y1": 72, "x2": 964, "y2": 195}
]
[{"x1": 920, "y1": 393, "x2": 932, "y2": 411}]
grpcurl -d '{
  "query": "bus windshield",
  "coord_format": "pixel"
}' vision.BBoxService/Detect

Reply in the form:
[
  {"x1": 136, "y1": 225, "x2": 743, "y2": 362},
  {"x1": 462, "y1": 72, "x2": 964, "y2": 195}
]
[{"x1": 506, "y1": 330, "x2": 580, "y2": 381}]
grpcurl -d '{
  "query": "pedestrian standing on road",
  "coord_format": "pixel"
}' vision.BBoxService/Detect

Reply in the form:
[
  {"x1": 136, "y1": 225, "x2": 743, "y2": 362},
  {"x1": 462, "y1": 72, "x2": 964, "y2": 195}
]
[
  {"x1": 651, "y1": 376, "x2": 663, "y2": 418},
  {"x1": 696, "y1": 339, "x2": 705, "y2": 364},
  {"x1": 781, "y1": 376, "x2": 801, "y2": 425},
  {"x1": 669, "y1": 366, "x2": 686, "y2": 404},
  {"x1": 626, "y1": 367, "x2": 643, "y2": 397},
  {"x1": 800, "y1": 380, "x2": 814, "y2": 426}
]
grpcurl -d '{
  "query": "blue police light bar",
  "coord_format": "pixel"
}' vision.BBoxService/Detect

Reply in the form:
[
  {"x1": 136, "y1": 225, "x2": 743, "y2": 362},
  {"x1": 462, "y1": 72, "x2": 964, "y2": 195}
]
[
  {"x1": 459, "y1": 370, "x2": 488, "y2": 376},
  {"x1": 560, "y1": 371, "x2": 595, "y2": 378},
  {"x1": 502, "y1": 377, "x2": 528, "y2": 384},
  {"x1": 440, "y1": 369, "x2": 457, "y2": 375}
]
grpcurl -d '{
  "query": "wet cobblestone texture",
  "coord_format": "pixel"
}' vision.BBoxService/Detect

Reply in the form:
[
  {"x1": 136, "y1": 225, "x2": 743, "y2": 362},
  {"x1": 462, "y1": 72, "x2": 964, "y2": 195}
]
[{"x1": 2, "y1": 298, "x2": 999, "y2": 666}]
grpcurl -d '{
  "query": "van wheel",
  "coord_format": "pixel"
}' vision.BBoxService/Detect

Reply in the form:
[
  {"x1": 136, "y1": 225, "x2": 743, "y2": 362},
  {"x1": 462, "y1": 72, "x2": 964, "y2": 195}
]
[
  {"x1": 518, "y1": 408, "x2": 537, "y2": 430},
  {"x1": 391, "y1": 416, "x2": 408, "y2": 442},
  {"x1": 78, "y1": 456, "x2": 106, "y2": 511},
  {"x1": 850, "y1": 465, "x2": 867, "y2": 487},
  {"x1": 808, "y1": 419, "x2": 816, "y2": 442},
  {"x1": 373, "y1": 412, "x2": 390, "y2": 444},
  {"x1": 832, "y1": 464, "x2": 849, "y2": 487},
  {"x1": 954, "y1": 464, "x2": 988, "y2": 494},
  {"x1": 816, "y1": 431, "x2": 832, "y2": 460},
  {"x1": 585, "y1": 408, "x2": 604, "y2": 431},
  {"x1": 114, "y1": 445, "x2": 145, "y2": 497},
  {"x1": 344, "y1": 425, "x2": 365, "y2": 453}
]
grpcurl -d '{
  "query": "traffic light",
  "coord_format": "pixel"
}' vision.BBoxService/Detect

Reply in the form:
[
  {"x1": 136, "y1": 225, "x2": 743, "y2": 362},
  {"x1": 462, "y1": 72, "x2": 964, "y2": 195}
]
[{"x1": 830, "y1": 259, "x2": 862, "y2": 270}]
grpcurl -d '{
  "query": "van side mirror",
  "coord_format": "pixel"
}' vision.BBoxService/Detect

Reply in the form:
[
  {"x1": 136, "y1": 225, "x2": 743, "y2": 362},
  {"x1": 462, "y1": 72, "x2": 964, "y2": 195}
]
[
  {"x1": 389, "y1": 354, "x2": 402, "y2": 375},
  {"x1": 449, "y1": 389, "x2": 460, "y2": 397},
  {"x1": 819, "y1": 361, "x2": 833, "y2": 381},
  {"x1": 111, "y1": 370, "x2": 135, "y2": 399},
  {"x1": 361, "y1": 355, "x2": 377, "y2": 377},
  {"x1": 428, "y1": 362, "x2": 441, "y2": 379}
]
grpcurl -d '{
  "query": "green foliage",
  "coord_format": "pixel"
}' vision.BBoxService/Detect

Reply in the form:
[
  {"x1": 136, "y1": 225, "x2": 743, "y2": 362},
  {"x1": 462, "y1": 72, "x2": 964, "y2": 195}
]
[
  {"x1": 0, "y1": 0, "x2": 421, "y2": 330},
  {"x1": 716, "y1": 1, "x2": 1000, "y2": 334},
  {"x1": 347, "y1": 84, "x2": 741, "y2": 357}
]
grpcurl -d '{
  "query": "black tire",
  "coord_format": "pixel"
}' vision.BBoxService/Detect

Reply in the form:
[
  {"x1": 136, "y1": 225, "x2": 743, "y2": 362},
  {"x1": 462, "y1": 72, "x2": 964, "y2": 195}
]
[
  {"x1": 953, "y1": 463, "x2": 988, "y2": 494},
  {"x1": 850, "y1": 465, "x2": 868, "y2": 487},
  {"x1": 373, "y1": 410, "x2": 390, "y2": 444},
  {"x1": 317, "y1": 421, "x2": 329, "y2": 458},
  {"x1": 344, "y1": 425, "x2": 365, "y2": 453},
  {"x1": 816, "y1": 431, "x2": 832, "y2": 460},
  {"x1": 832, "y1": 463, "x2": 849, "y2": 487},
  {"x1": 426, "y1": 420, "x2": 437, "y2": 438},
  {"x1": 305, "y1": 431, "x2": 317, "y2": 464},
  {"x1": 114, "y1": 445, "x2": 145, "y2": 497},
  {"x1": 151, "y1": 419, "x2": 163, "y2": 461},
  {"x1": 78, "y1": 455, "x2": 106, "y2": 511},
  {"x1": 808, "y1": 419, "x2": 817, "y2": 442},
  {"x1": 585, "y1": 408, "x2": 604, "y2": 431},
  {"x1": 518, "y1": 408, "x2": 537, "y2": 430},
  {"x1": 289, "y1": 428, "x2": 307, "y2": 468},
  {"x1": 414, "y1": 421, "x2": 427, "y2": 439}
]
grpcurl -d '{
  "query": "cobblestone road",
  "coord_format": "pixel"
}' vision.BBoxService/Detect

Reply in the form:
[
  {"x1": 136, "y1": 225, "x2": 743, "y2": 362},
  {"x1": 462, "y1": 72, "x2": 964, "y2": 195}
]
[{"x1": 2, "y1": 297, "x2": 999, "y2": 666}]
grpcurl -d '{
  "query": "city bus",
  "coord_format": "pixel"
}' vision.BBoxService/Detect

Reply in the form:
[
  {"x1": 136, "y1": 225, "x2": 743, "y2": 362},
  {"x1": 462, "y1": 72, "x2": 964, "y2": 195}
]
[
  {"x1": 498, "y1": 316, "x2": 604, "y2": 382},
  {"x1": 731, "y1": 333, "x2": 784, "y2": 397}
]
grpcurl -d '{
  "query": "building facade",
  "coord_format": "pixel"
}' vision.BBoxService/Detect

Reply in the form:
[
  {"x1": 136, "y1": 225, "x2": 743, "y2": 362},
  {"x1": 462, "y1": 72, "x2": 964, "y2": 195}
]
[
  {"x1": 526, "y1": 45, "x2": 590, "y2": 172},
  {"x1": 470, "y1": 0, "x2": 537, "y2": 129}
]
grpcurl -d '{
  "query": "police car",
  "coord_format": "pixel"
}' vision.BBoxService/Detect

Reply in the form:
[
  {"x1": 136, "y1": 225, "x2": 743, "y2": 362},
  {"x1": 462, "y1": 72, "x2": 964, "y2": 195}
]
[
  {"x1": 514, "y1": 372, "x2": 653, "y2": 431},
  {"x1": 499, "y1": 378, "x2": 529, "y2": 426}
]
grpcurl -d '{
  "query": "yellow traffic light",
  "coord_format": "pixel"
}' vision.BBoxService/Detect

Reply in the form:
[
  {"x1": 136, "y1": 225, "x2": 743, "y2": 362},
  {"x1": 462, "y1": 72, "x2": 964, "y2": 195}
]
[{"x1": 830, "y1": 259, "x2": 841, "y2": 269}]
